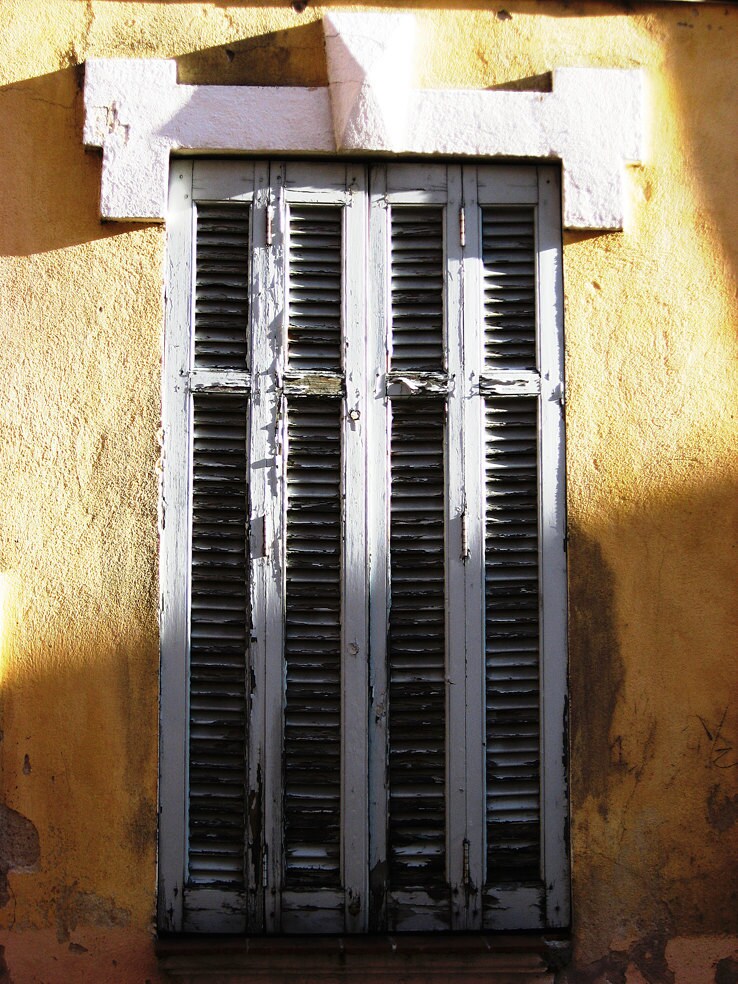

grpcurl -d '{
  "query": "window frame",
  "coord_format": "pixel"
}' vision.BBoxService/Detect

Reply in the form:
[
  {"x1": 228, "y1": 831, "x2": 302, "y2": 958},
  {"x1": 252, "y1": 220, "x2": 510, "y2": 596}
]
[{"x1": 159, "y1": 158, "x2": 568, "y2": 936}]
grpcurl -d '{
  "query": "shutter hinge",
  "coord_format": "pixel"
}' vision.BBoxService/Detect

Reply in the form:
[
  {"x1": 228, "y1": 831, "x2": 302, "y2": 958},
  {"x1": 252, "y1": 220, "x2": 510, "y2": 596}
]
[
  {"x1": 459, "y1": 206, "x2": 466, "y2": 248},
  {"x1": 461, "y1": 509, "x2": 469, "y2": 561},
  {"x1": 462, "y1": 839, "x2": 470, "y2": 887},
  {"x1": 266, "y1": 204, "x2": 275, "y2": 246},
  {"x1": 559, "y1": 383, "x2": 566, "y2": 410},
  {"x1": 262, "y1": 844, "x2": 268, "y2": 887}
]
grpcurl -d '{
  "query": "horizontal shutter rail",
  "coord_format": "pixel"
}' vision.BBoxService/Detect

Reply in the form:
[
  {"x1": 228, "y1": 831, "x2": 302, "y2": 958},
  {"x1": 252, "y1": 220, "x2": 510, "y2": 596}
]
[
  {"x1": 385, "y1": 371, "x2": 451, "y2": 398},
  {"x1": 189, "y1": 369, "x2": 250, "y2": 394},
  {"x1": 282, "y1": 370, "x2": 344, "y2": 397},
  {"x1": 194, "y1": 203, "x2": 250, "y2": 372}
]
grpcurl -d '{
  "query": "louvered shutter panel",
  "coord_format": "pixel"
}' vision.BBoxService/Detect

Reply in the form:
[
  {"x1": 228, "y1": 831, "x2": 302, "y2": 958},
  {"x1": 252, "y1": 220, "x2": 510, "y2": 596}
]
[
  {"x1": 484, "y1": 398, "x2": 541, "y2": 879},
  {"x1": 390, "y1": 207, "x2": 445, "y2": 371},
  {"x1": 194, "y1": 204, "x2": 250, "y2": 370},
  {"x1": 482, "y1": 208, "x2": 537, "y2": 370},
  {"x1": 481, "y1": 206, "x2": 543, "y2": 884},
  {"x1": 287, "y1": 205, "x2": 342, "y2": 370},
  {"x1": 388, "y1": 401, "x2": 446, "y2": 891},
  {"x1": 284, "y1": 398, "x2": 342, "y2": 888},
  {"x1": 188, "y1": 394, "x2": 249, "y2": 885}
]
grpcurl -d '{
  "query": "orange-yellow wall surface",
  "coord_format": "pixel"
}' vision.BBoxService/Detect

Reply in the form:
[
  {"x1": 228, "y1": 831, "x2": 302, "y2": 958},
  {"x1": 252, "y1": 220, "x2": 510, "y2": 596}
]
[{"x1": 0, "y1": 2, "x2": 736, "y2": 982}]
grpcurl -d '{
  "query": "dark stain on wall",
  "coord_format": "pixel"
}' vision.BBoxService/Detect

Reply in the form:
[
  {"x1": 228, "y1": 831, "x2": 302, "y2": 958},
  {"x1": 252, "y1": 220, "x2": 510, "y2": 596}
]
[
  {"x1": 127, "y1": 794, "x2": 155, "y2": 859},
  {"x1": 570, "y1": 929, "x2": 676, "y2": 984},
  {"x1": 716, "y1": 956, "x2": 738, "y2": 984},
  {"x1": 568, "y1": 530, "x2": 624, "y2": 807},
  {"x1": 54, "y1": 884, "x2": 131, "y2": 944},
  {"x1": 0, "y1": 803, "x2": 40, "y2": 908},
  {"x1": 707, "y1": 785, "x2": 738, "y2": 833},
  {"x1": 0, "y1": 945, "x2": 11, "y2": 984}
]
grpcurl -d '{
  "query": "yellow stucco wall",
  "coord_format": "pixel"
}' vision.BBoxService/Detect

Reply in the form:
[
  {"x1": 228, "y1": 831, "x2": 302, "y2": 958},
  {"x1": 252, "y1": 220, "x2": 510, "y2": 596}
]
[{"x1": 0, "y1": 1, "x2": 736, "y2": 981}]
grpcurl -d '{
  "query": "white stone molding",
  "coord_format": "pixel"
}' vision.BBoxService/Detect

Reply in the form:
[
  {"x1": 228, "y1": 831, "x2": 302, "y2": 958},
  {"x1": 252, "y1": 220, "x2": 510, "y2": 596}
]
[{"x1": 83, "y1": 12, "x2": 644, "y2": 229}]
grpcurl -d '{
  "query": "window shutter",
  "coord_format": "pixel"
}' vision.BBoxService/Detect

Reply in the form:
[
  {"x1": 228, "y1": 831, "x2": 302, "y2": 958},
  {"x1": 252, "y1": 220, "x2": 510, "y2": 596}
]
[
  {"x1": 268, "y1": 166, "x2": 369, "y2": 934},
  {"x1": 160, "y1": 161, "x2": 567, "y2": 937}
]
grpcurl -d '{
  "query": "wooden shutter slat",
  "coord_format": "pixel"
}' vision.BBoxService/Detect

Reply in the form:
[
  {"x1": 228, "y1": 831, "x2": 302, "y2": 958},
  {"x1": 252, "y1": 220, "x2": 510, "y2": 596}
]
[
  {"x1": 388, "y1": 401, "x2": 446, "y2": 891},
  {"x1": 284, "y1": 397, "x2": 342, "y2": 889},
  {"x1": 485, "y1": 396, "x2": 541, "y2": 883},
  {"x1": 194, "y1": 204, "x2": 250, "y2": 371},
  {"x1": 188, "y1": 395, "x2": 248, "y2": 887}
]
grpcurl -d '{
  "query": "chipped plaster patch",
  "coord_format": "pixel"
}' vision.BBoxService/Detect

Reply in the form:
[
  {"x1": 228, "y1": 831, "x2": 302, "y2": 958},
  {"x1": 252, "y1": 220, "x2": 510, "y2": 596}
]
[
  {"x1": 0, "y1": 804, "x2": 40, "y2": 908},
  {"x1": 83, "y1": 13, "x2": 643, "y2": 229}
]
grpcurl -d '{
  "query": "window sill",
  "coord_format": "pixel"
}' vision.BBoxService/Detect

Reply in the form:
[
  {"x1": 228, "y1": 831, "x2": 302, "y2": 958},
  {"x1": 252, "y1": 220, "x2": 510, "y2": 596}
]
[{"x1": 156, "y1": 932, "x2": 570, "y2": 982}]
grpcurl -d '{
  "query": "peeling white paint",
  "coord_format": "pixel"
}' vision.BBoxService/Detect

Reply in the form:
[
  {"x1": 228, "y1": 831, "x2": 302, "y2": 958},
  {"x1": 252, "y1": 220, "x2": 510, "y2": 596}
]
[{"x1": 82, "y1": 14, "x2": 644, "y2": 229}]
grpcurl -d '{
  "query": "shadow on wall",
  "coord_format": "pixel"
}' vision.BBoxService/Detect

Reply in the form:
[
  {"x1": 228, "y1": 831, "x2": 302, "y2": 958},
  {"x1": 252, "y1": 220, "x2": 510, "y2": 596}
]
[{"x1": 0, "y1": 67, "x2": 151, "y2": 256}]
